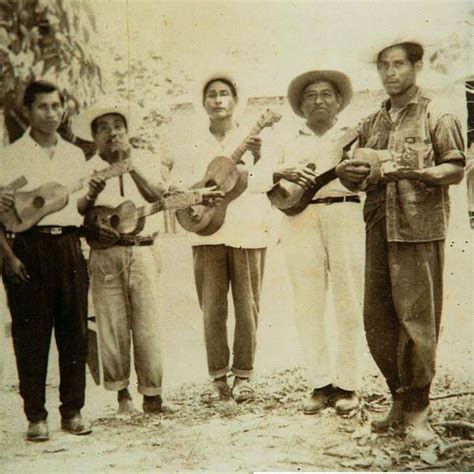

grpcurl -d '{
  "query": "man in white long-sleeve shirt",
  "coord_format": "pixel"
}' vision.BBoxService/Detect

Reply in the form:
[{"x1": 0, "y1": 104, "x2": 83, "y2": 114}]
[{"x1": 250, "y1": 70, "x2": 365, "y2": 415}]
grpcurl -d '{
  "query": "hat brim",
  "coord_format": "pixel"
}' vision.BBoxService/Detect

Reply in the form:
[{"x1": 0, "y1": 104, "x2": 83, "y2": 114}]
[
  {"x1": 71, "y1": 103, "x2": 140, "y2": 142},
  {"x1": 287, "y1": 70, "x2": 353, "y2": 118},
  {"x1": 367, "y1": 37, "x2": 424, "y2": 64}
]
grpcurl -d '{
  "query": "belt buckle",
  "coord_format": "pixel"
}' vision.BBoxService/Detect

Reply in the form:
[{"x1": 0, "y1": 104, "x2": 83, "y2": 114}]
[{"x1": 51, "y1": 227, "x2": 62, "y2": 235}]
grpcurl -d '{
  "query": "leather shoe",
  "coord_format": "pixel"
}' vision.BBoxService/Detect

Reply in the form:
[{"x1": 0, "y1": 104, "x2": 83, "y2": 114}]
[
  {"x1": 404, "y1": 406, "x2": 436, "y2": 445},
  {"x1": 27, "y1": 420, "x2": 49, "y2": 442},
  {"x1": 303, "y1": 385, "x2": 335, "y2": 415},
  {"x1": 61, "y1": 413, "x2": 92, "y2": 435},
  {"x1": 333, "y1": 390, "x2": 359, "y2": 414}
]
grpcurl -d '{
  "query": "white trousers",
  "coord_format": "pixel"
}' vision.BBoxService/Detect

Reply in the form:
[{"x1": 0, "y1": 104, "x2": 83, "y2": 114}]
[{"x1": 281, "y1": 202, "x2": 365, "y2": 391}]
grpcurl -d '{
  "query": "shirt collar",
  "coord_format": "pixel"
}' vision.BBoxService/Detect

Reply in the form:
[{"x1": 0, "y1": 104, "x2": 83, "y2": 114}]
[
  {"x1": 298, "y1": 119, "x2": 339, "y2": 138},
  {"x1": 381, "y1": 86, "x2": 423, "y2": 112},
  {"x1": 20, "y1": 127, "x2": 64, "y2": 152}
]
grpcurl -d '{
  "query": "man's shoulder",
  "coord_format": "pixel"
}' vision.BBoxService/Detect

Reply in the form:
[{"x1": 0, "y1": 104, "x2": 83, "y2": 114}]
[{"x1": 57, "y1": 136, "x2": 86, "y2": 159}]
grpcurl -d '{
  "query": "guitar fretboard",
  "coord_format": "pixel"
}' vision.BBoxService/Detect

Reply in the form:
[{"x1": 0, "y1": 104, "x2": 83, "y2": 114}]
[
  {"x1": 2, "y1": 176, "x2": 28, "y2": 193},
  {"x1": 229, "y1": 123, "x2": 267, "y2": 164},
  {"x1": 137, "y1": 190, "x2": 204, "y2": 219}
]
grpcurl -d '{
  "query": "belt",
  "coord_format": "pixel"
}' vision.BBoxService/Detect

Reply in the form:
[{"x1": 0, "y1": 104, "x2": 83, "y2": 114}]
[
  {"x1": 310, "y1": 196, "x2": 360, "y2": 205},
  {"x1": 115, "y1": 235, "x2": 156, "y2": 247},
  {"x1": 30, "y1": 226, "x2": 81, "y2": 235}
]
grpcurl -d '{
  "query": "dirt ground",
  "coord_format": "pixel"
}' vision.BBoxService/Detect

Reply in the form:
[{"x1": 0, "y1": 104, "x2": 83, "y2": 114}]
[{"x1": 0, "y1": 182, "x2": 472, "y2": 473}]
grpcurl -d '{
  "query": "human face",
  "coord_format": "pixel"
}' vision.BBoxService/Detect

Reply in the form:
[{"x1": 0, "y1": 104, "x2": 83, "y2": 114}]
[
  {"x1": 377, "y1": 46, "x2": 420, "y2": 97},
  {"x1": 300, "y1": 81, "x2": 341, "y2": 125},
  {"x1": 26, "y1": 91, "x2": 63, "y2": 135},
  {"x1": 203, "y1": 80, "x2": 237, "y2": 120},
  {"x1": 92, "y1": 113, "x2": 128, "y2": 155}
]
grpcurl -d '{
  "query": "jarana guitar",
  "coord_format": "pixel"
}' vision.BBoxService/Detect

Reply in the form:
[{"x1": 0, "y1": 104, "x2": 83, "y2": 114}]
[
  {"x1": 0, "y1": 160, "x2": 133, "y2": 232},
  {"x1": 84, "y1": 189, "x2": 208, "y2": 249},
  {"x1": 267, "y1": 126, "x2": 359, "y2": 216},
  {"x1": 176, "y1": 109, "x2": 282, "y2": 235}
]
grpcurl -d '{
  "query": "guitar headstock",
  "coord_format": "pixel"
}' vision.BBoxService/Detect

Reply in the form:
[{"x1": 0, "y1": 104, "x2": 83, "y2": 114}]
[
  {"x1": 97, "y1": 159, "x2": 134, "y2": 179},
  {"x1": 257, "y1": 109, "x2": 282, "y2": 129}
]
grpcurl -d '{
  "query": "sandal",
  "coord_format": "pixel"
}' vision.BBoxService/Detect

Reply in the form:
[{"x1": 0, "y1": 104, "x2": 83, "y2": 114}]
[
  {"x1": 232, "y1": 377, "x2": 255, "y2": 403},
  {"x1": 201, "y1": 380, "x2": 232, "y2": 404}
]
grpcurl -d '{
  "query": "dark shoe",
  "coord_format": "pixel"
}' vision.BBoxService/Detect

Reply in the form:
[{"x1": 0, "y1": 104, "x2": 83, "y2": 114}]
[
  {"x1": 371, "y1": 398, "x2": 404, "y2": 433},
  {"x1": 143, "y1": 395, "x2": 163, "y2": 414},
  {"x1": 303, "y1": 385, "x2": 335, "y2": 415},
  {"x1": 27, "y1": 420, "x2": 49, "y2": 442},
  {"x1": 332, "y1": 389, "x2": 359, "y2": 414},
  {"x1": 404, "y1": 406, "x2": 436, "y2": 445},
  {"x1": 61, "y1": 414, "x2": 92, "y2": 435}
]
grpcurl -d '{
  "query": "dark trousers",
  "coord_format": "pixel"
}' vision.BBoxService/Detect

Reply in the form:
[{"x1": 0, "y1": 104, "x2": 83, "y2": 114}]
[
  {"x1": 4, "y1": 231, "x2": 88, "y2": 422},
  {"x1": 364, "y1": 218, "x2": 444, "y2": 410}
]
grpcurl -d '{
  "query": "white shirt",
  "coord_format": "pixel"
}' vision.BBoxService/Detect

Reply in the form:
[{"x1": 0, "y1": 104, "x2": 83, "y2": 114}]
[
  {"x1": 170, "y1": 121, "x2": 273, "y2": 249},
  {"x1": 1, "y1": 129, "x2": 87, "y2": 227},
  {"x1": 250, "y1": 122, "x2": 360, "y2": 199},
  {"x1": 85, "y1": 148, "x2": 164, "y2": 236}
]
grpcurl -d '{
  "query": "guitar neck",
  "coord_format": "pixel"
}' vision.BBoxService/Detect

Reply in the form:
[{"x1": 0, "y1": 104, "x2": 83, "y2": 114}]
[
  {"x1": 229, "y1": 122, "x2": 266, "y2": 164},
  {"x1": 3, "y1": 176, "x2": 28, "y2": 193},
  {"x1": 67, "y1": 159, "x2": 132, "y2": 195},
  {"x1": 137, "y1": 190, "x2": 204, "y2": 219}
]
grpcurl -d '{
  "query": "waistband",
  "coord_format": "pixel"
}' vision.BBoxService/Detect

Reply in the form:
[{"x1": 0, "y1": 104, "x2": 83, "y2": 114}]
[
  {"x1": 114, "y1": 235, "x2": 156, "y2": 247},
  {"x1": 24, "y1": 226, "x2": 82, "y2": 236},
  {"x1": 310, "y1": 195, "x2": 360, "y2": 205}
]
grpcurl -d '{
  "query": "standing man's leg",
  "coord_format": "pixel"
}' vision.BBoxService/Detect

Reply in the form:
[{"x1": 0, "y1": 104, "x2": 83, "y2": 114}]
[
  {"x1": 324, "y1": 203, "x2": 365, "y2": 413},
  {"x1": 4, "y1": 233, "x2": 55, "y2": 441},
  {"x1": 128, "y1": 246, "x2": 164, "y2": 414},
  {"x1": 193, "y1": 245, "x2": 232, "y2": 400},
  {"x1": 229, "y1": 246, "x2": 266, "y2": 402},
  {"x1": 364, "y1": 218, "x2": 405, "y2": 431},
  {"x1": 389, "y1": 238, "x2": 444, "y2": 443},
  {"x1": 89, "y1": 247, "x2": 135, "y2": 413},
  {"x1": 54, "y1": 233, "x2": 90, "y2": 434}
]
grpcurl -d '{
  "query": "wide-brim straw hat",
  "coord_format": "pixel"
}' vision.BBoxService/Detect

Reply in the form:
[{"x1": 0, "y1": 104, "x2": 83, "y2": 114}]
[
  {"x1": 72, "y1": 100, "x2": 141, "y2": 141},
  {"x1": 287, "y1": 70, "x2": 353, "y2": 118}
]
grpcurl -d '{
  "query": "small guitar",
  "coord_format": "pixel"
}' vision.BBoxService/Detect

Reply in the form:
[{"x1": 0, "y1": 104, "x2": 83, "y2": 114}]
[
  {"x1": 176, "y1": 109, "x2": 282, "y2": 235},
  {"x1": 267, "y1": 127, "x2": 359, "y2": 216},
  {"x1": 84, "y1": 189, "x2": 208, "y2": 249},
  {"x1": 0, "y1": 160, "x2": 133, "y2": 232}
]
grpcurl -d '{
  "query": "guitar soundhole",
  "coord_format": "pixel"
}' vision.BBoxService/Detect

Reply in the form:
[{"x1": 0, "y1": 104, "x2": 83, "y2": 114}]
[
  {"x1": 109, "y1": 214, "x2": 120, "y2": 229},
  {"x1": 33, "y1": 196, "x2": 45, "y2": 208},
  {"x1": 205, "y1": 180, "x2": 217, "y2": 187}
]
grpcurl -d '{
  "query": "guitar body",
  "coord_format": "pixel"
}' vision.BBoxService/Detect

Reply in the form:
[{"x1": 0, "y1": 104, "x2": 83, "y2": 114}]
[
  {"x1": 268, "y1": 167, "x2": 338, "y2": 216},
  {"x1": 84, "y1": 201, "x2": 145, "y2": 249},
  {"x1": 175, "y1": 156, "x2": 248, "y2": 235},
  {"x1": 1, "y1": 182, "x2": 69, "y2": 232}
]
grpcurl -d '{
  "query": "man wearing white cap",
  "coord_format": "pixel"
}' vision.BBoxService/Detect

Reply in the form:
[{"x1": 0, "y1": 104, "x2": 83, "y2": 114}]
[
  {"x1": 251, "y1": 70, "x2": 365, "y2": 415},
  {"x1": 337, "y1": 39, "x2": 465, "y2": 443},
  {"x1": 170, "y1": 72, "x2": 273, "y2": 403},
  {"x1": 73, "y1": 101, "x2": 221, "y2": 415}
]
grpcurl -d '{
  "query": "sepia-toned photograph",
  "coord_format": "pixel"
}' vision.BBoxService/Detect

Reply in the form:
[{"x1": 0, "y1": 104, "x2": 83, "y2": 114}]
[{"x1": 0, "y1": 0, "x2": 473, "y2": 472}]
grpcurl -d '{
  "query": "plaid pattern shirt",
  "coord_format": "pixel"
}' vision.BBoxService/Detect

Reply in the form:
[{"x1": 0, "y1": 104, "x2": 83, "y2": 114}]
[{"x1": 359, "y1": 88, "x2": 465, "y2": 242}]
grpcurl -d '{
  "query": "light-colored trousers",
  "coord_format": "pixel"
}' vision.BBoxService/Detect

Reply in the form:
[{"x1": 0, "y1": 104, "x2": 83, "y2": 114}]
[
  {"x1": 89, "y1": 245, "x2": 163, "y2": 396},
  {"x1": 281, "y1": 202, "x2": 365, "y2": 391}
]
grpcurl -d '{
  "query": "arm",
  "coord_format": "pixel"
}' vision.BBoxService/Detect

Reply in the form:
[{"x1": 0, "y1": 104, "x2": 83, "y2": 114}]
[
  {"x1": 0, "y1": 227, "x2": 29, "y2": 283},
  {"x1": 130, "y1": 168, "x2": 166, "y2": 203}
]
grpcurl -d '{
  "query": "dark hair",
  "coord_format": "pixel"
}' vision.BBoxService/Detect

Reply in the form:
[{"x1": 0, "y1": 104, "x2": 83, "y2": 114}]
[
  {"x1": 377, "y1": 42, "x2": 424, "y2": 65},
  {"x1": 90, "y1": 113, "x2": 128, "y2": 135},
  {"x1": 202, "y1": 78, "x2": 238, "y2": 103},
  {"x1": 23, "y1": 80, "x2": 65, "y2": 109}
]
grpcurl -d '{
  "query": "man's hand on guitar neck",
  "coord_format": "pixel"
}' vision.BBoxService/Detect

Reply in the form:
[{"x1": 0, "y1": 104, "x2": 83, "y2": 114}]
[
  {"x1": 244, "y1": 135, "x2": 262, "y2": 163},
  {"x1": 0, "y1": 192, "x2": 14, "y2": 214},
  {"x1": 274, "y1": 164, "x2": 319, "y2": 190},
  {"x1": 84, "y1": 222, "x2": 120, "y2": 245}
]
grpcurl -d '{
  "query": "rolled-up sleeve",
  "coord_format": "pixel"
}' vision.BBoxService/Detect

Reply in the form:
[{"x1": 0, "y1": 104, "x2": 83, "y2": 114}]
[{"x1": 431, "y1": 113, "x2": 466, "y2": 166}]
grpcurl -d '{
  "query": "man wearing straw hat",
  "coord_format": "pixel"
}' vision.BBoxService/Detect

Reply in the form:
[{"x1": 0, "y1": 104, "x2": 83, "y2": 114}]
[
  {"x1": 336, "y1": 38, "x2": 465, "y2": 443},
  {"x1": 73, "y1": 101, "x2": 220, "y2": 415},
  {"x1": 251, "y1": 70, "x2": 365, "y2": 416}
]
